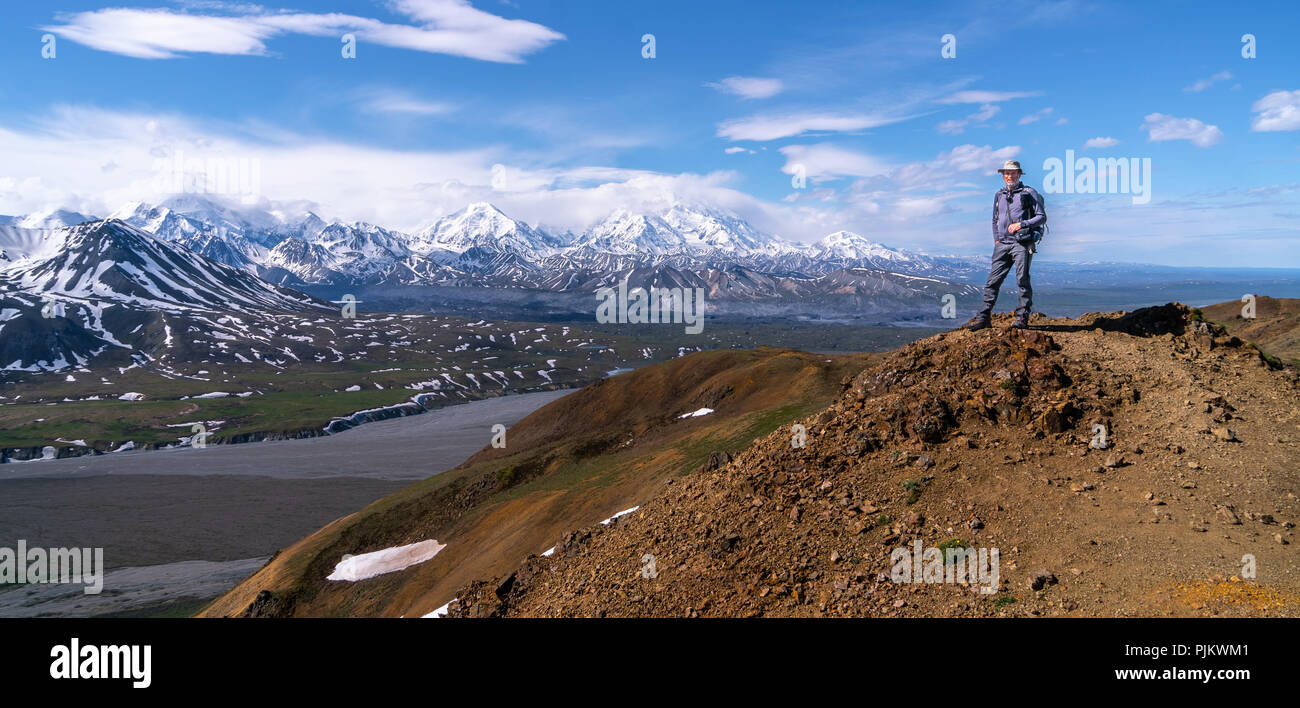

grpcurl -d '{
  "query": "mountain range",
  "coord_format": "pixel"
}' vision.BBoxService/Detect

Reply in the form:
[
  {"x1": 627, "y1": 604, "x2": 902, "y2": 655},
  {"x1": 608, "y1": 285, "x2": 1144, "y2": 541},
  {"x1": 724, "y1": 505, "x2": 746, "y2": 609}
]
[
  {"x1": 3, "y1": 196, "x2": 984, "y2": 287},
  {"x1": 0, "y1": 196, "x2": 992, "y2": 330},
  {"x1": 0, "y1": 203, "x2": 973, "y2": 373},
  {"x1": 0, "y1": 219, "x2": 332, "y2": 373}
]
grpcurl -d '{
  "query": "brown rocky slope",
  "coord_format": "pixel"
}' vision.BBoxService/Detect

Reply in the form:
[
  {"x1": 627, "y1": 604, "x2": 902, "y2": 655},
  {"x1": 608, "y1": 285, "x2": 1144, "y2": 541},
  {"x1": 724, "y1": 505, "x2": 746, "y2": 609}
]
[
  {"x1": 449, "y1": 304, "x2": 1300, "y2": 617},
  {"x1": 1201, "y1": 295, "x2": 1300, "y2": 366},
  {"x1": 199, "y1": 347, "x2": 874, "y2": 617}
]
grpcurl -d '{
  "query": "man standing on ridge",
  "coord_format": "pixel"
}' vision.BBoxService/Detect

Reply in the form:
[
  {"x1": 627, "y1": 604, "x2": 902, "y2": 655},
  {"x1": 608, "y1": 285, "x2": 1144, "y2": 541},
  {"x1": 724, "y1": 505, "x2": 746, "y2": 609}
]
[{"x1": 965, "y1": 159, "x2": 1046, "y2": 330}]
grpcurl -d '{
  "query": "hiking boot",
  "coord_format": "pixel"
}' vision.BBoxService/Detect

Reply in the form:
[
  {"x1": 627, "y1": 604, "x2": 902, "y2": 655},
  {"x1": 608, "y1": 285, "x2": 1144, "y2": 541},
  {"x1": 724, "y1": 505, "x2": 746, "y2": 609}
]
[
  {"x1": 1011, "y1": 315, "x2": 1030, "y2": 329},
  {"x1": 964, "y1": 316, "x2": 991, "y2": 331}
]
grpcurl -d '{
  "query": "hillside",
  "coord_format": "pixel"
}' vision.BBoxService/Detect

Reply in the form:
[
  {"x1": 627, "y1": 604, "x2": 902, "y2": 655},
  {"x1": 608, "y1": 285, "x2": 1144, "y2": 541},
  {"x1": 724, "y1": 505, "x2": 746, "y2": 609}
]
[
  {"x1": 198, "y1": 347, "x2": 873, "y2": 617},
  {"x1": 443, "y1": 304, "x2": 1300, "y2": 618},
  {"x1": 1201, "y1": 295, "x2": 1300, "y2": 366}
]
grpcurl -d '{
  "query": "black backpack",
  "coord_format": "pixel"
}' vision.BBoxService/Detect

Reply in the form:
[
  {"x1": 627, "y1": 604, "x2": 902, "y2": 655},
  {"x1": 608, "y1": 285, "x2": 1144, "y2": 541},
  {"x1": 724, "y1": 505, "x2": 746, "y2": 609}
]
[
  {"x1": 1018, "y1": 187, "x2": 1047, "y2": 244},
  {"x1": 996, "y1": 186, "x2": 1048, "y2": 245}
]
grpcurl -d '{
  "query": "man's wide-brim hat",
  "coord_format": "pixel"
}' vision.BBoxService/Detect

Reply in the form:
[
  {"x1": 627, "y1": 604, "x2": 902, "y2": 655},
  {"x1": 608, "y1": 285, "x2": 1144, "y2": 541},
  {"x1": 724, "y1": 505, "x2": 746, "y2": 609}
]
[{"x1": 998, "y1": 160, "x2": 1025, "y2": 174}]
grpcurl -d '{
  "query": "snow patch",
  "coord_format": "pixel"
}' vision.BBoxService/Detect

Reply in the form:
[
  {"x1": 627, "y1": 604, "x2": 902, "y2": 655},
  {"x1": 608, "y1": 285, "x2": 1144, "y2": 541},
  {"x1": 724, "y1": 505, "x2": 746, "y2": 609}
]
[
  {"x1": 327, "y1": 540, "x2": 446, "y2": 582},
  {"x1": 601, "y1": 506, "x2": 640, "y2": 525},
  {"x1": 421, "y1": 599, "x2": 457, "y2": 618}
]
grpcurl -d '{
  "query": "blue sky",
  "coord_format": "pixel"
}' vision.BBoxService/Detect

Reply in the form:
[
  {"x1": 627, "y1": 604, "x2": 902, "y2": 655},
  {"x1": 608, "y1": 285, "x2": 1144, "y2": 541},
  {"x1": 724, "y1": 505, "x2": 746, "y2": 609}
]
[{"x1": 0, "y1": 0, "x2": 1297, "y2": 266}]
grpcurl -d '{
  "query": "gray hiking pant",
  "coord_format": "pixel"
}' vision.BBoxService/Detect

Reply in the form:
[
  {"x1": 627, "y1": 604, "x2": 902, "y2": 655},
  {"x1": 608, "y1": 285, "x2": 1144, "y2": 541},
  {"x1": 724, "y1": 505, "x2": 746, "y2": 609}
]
[{"x1": 977, "y1": 240, "x2": 1033, "y2": 319}]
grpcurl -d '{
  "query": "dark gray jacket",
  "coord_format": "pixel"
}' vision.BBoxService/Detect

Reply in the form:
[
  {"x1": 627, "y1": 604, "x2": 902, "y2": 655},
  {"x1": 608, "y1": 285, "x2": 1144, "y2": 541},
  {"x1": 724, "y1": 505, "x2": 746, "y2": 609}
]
[{"x1": 992, "y1": 182, "x2": 1046, "y2": 244}]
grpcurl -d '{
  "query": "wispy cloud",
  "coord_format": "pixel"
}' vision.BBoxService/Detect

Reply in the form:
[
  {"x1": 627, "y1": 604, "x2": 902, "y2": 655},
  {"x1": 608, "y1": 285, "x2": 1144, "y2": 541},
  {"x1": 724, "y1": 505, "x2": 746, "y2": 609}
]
[
  {"x1": 1141, "y1": 113, "x2": 1223, "y2": 147},
  {"x1": 887, "y1": 144, "x2": 1021, "y2": 189},
  {"x1": 355, "y1": 88, "x2": 456, "y2": 116},
  {"x1": 1018, "y1": 107, "x2": 1054, "y2": 125},
  {"x1": 1082, "y1": 136, "x2": 1120, "y2": 149},
  {"x1": 779, "y1": 143, "x2": 891, "y2": 182},
  {"x1": 935, "y1": 90, "x2": 1041, "y2": 104},
  {"x1": 706, "y1": 76, "x2": 784, "y2": 100},
  {"x1": 1184, "y1": 70, "x2": 1233, "y2": 93},
  {"x1": 1250, "y1": 90, "x2": 1300, "y2": 132},
  {"x1": 938, "y1": 103, "x2": 999, "y2": 134},
  {"x1": 43, "y1": 0, "x2": 565, "y2": 63},
  {"x1": 717, "y1": 111, "x2": 910, "y2": 141}
]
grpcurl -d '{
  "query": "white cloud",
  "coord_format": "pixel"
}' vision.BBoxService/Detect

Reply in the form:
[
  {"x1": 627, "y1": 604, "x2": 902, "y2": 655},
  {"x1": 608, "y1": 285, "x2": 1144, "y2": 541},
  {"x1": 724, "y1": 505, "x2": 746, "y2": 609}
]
[
  {"x1": 935, "y1": 90, "x2": 1042, "y2": 104},
  {"x1": 935, "y1": 120, "x2": 966, "y2": 135},
  {"x1": 724, "y1": 147, "x2": 752, "y2": 154},
  {"x1": 1018, "y1": 107, "x2": 1054, "y2": 125},
  {"x1": 888, "y1": 144, "x2": 1020, "y2": 188},
  {"x1": 1141, "y1": 113, "x2": 1223, "y2": 147},
  {"x1": 1184, "y1": 70, "x2": 1233, "y2": 93},
  {"x1": 1082, "y1": 136, "x2": 1120, "y2": 149},
  {"x1": 1250, "y1": 90, "x2": 1300, "y2": 132},
  {"x1": 717, "y1": 111, "x2": 909, "y2": 141},
  {"x1": 970, "y1": 103, "x2": 999, "y2": 122},
  {"x1": 0, "y1": 105, "x2": 809, "y2": 240},
  {"x1": 43, "y1": 9, "x2": 277, "y2": 59},
  {"x1": 0, "y1": 106, "x2": 501, "y2": 229},
  {"x1": 938, "y1": 103, "x2": 999, "y2": 134},
  {"x1": 779, "y1": 144, "x2": 891, "y2": 182},
  {"x1": 43, "y1": 0, "x2": 565, "y2": 63},
  {"x1": 356, "y1": 88, "x2": 456, "y2": 116},
  {"x1": 706, "y1": 76, "x2": 784, "y2": 100}
]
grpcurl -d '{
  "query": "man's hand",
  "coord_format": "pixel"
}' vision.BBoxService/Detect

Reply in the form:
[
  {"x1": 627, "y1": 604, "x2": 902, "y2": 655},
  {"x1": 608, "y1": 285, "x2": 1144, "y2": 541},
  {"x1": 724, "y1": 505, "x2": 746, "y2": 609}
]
[{"x1": 1008, "y1": 222, "x2": 1021, "y2": 234}]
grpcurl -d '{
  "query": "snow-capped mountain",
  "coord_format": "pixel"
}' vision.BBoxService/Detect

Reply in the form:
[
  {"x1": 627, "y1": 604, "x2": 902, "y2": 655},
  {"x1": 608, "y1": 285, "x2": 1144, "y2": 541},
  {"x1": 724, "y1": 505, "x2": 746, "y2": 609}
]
[
  {"x1": 659, "y1": 203, "x2": 788, "y2": 257},
  {"x1": 411, "y1": 202, "x2": 565, "y2": 260},
  {"x1": 110, "y1": 199, "x2": 270, "y2": 269},
  {"x1": 574, "y1": 210, "x2": 691, "y2": 256},
  {"x1": 0, "y1": 208, "x2": 99, "y2": 230},
  {"x1": 4, "y1": 196, "x2": 985, "y2": 318},
  {"x1": 572, "y1": 204, "x2": 797, "y2": 262},
  {"x1": 266, "y1": 220, "x2": 412, "y2": 284},
  {"x1": 816, "y1": 231, "x2": 913, "y2": 263},
  {"x1": 111, "y1": 195, "x2": 419, "y2": 285},
  {"x1": 7, "y1": 220, "x2": 326, "y2": 313},
  {"x1": 0, "y1": 219, "x2": 335, "y2": 373},
  {"x1": 0, "y1": 224, "x2": 70, "y2": 267}
]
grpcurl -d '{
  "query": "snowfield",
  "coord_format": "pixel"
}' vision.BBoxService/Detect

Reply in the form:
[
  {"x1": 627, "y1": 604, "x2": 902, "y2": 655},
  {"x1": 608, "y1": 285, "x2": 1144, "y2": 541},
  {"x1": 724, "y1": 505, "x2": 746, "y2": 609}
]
[{"x1": 327, "y1": 540, "x2": 447, "y2": 582}]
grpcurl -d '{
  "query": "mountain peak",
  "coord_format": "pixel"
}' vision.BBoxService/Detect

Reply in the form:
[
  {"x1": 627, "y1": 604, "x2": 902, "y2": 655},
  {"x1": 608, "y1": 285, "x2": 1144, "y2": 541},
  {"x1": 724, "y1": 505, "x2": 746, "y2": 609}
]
[
  {"x1": 464, "y1": 201, "x2": 505, "y2": 214},
  {"x1": 817, "y1": 230, "x2": 905, "y2": 261},
  {"x1": 13, "y1": 207, "x2": 98, "y2": 230},
  {"x1": 11, "y1": 218, "x2": 325, "y2": 314}
]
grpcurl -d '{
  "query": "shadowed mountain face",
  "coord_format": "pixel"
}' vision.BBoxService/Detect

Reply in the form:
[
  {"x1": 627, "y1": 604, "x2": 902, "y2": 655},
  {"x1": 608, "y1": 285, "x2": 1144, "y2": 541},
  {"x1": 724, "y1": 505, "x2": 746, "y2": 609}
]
[
  {"x1": 0, "y1": 220, "x2": 333, "y2": 373},
  {"x1": 9, "y1": 220, "x2": 325, "y2": 312}
]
